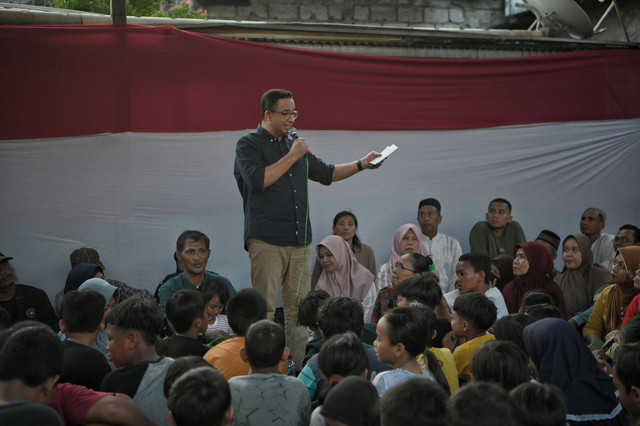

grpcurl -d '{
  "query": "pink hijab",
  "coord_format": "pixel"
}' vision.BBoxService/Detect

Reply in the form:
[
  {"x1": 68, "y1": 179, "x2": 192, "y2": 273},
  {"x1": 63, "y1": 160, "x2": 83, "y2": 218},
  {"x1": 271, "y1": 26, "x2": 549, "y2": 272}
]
[
  {"x1": 388, "y1": 223, "x2": 429, "y2": 266},
  {"x1": 315, "y1": 235, "x2": 375, "y2": 303}
]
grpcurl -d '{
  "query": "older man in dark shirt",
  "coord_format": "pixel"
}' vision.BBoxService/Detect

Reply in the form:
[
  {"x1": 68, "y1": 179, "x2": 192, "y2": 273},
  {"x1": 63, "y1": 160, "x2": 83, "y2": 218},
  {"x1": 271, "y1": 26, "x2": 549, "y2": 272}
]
[{"x1": 234, "y1": 89, "x2": 381, "y2": 369}]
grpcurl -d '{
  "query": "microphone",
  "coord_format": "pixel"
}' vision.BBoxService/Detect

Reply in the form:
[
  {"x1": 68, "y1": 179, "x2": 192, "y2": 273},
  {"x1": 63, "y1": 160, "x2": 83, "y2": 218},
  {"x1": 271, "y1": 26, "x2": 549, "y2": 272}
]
[{"x1": 288, "y1": 128, "x2": 299, "y2": 140}]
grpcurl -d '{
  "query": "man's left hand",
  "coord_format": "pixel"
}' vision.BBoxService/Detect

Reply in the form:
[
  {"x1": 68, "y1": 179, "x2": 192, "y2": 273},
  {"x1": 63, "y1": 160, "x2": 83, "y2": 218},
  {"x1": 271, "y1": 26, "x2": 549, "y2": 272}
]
[{"x1": 361, "y1": 151, "x2": 383, "y2": 169}]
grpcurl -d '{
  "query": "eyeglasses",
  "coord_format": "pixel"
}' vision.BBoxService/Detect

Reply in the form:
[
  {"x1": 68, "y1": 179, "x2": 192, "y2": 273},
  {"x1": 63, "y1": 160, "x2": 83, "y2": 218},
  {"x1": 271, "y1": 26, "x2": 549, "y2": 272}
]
[
  {"x1": 393, "y1": 261, "x2": 417, "y2": 273},
  {"x1": 614, "y1": 236, "x2": 636, "y2": 245},
  {"x1": 270, "y1": 110, "x2": 298, "y2": 120}
]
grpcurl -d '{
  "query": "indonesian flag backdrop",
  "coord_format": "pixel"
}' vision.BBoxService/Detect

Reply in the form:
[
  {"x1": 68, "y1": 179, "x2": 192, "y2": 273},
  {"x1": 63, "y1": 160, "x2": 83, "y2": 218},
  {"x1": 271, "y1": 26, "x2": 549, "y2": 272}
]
[{"x1": 1, "y1": 25, "x2": 639, "y2": 298}]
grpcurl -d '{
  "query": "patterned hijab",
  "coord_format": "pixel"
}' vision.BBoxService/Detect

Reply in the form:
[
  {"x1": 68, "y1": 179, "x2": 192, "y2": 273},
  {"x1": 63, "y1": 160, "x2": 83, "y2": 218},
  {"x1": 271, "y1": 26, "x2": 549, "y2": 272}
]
[
  {"x1": 315, "y1": 235, "x2": 375, "y2": 304},
  {"x1": 554, "y1": 234, "x2": 609, "y2": 318},
  {"x1": 605, "y1": 246, "x2": 640, "y2": 332}
]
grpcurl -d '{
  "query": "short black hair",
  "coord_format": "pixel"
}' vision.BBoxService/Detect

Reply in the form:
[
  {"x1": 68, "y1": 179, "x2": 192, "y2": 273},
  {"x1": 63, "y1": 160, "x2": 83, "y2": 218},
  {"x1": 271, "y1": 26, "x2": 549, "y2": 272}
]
[
  {"x1": 245, "y1": 320, "x2": 285, "y2": 369},
  {"x1": 622, "y1": 316, "x2": 640, "y2": 344},
  {"x1": 298, "y1": 290, "x2": 330, "y2": 328},
  {"x1": 418, "y1": 198, "x2": 442, "y2": 215},
  {"x1": 521, "y1": 290, "x2": 558, "y2": 309},
  {"x1": 523, "y1": 304, "x2": 562, "y2": 322},
  {"x1": 446, "y1": 382, "x2": 518, "y2": 426},
  {"x1": 176, "y1": 230, "x2": 210, "y2": 252},
  {"x1": 0, "y1": 325, "x2": 63, "y2": 387},
  {"x1": 619, "y1": 224, "x2": 640, "y2": 244},
  {"x1": 166, "y1": 290, "x2": 208, "y2": 334},
  {"x1": 167, "y1": 367, "x2": 231, "y2": 426},
  {"x1": 458, "y1": 253, "x2": 491, "y2": 284},
  {"x1": 163, "y1": 356, "x2": 213, "y2": 397},
  {"x1": 199, "y1": 276, "x2": 230, "y2": 307},
  {"x1": 318, "y1": 331, "x2": 368, "y2": 379},
  {"x1": 472, "y1": 340, "x2": 530, "y2": 391},
  {"x1": 488, "y1": 198, "x2": 513, "y2": 213},
  {"x1": 261, "y1": 89, "x2": 293, "y2": 119},
  {"x1": 317, "y1": 296, "x2": 364, "y2": 339},
  {"x1": 226, "y1": 289, "x2": 267, "y2": 337},
  {"x1": 383, "y1": 306, "x2": 429, "y2": 357},
  {"x1": 333, "y1": 211, "x2": 362, "y2": 250},
  {"x1": 61, "y1": 290, "x2": 106, "y2": 333},
  {"x1": 395, "y1": 272, "x2": 442, "y2": 309},
  {"x1": 509, "y1": 382, "x2": 567, "y2": 426},
  {"x1": 492, "y1": 314, "x2": 533, "y2": 353},
  {"x1": 106, "y1": 297, "x2": 163, "y2": 345},
  {"x1": 410, "y1": 253, "x2": 434, "y2": 274},
  {"x1": 381, "y1": 378, "x2": 448, "y2": 426},
  {"x1": 453, "y1": 293, "x2": 497, "y2": 334},
  {"x1": 613, "y1": 343, "x2": 640, "y2": 393}
]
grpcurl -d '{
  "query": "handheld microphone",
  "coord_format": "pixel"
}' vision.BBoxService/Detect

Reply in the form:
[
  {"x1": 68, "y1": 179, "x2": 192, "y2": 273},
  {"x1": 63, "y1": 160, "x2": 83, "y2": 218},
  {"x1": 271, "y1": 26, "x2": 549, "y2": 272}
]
[{"x1": 288, "y1": 128, "x2": 299, "y2": 140}]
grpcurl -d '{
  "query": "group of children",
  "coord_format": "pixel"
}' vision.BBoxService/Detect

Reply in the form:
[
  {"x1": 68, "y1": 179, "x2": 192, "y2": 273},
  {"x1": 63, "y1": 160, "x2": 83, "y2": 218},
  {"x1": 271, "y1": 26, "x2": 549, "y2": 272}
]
[{"x1": 2, "y1": 241, "x2": 640, "y2": 426}]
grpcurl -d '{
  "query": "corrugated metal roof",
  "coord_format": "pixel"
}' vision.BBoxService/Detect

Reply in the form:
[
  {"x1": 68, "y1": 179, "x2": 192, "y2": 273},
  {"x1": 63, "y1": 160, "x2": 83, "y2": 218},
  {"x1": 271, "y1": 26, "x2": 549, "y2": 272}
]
[{"x1": 1, "y1": 2, "x2": 637, "y2": 58}]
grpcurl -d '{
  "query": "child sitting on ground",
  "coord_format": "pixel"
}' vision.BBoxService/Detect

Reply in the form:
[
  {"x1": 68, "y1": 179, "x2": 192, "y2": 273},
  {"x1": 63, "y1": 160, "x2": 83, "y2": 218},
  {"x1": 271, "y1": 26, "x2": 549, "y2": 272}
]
[
  {"x1": 380, "y1": 377, "x2": 448, "y2": 426},
  {"x1": 229, "y1": 320, "x2": 310, "y2": 426},
  {"x1": 204, "y1": 289, "x2": 286, "y2": 380},
  {"x1": 167, "y1": 366, "x2": 233, "y2": 426},
  {"x1": 164, "y1": 290, "x2": 209, "y2": 358},
  {"x1": 372, "y1": 306, "x2": 447, "y2": 396},
  {"x1": 298, "y1": 290, "x2": 330, "y2": 367},
  {"x1": 311, "y1": 331, "x2": 370, "y2": 425},
  {"x1": 395, "y1": 273, "x2": 452, "y2": 348},
  {"x1": 199, "y1": 277, "x2": 233, "y2": 344},
  {"x1": 509, "y1": 382, "x2": 567, "y2": 426},
  {"x1": 100, "y1": 297, "x2": 174, "y2": 426},
  {"x1": 59, "y1": 290, "x2": 111, "y2": 391},
  {"x1": 447, "y1": 292, "x2": 497, "y2": 384}
]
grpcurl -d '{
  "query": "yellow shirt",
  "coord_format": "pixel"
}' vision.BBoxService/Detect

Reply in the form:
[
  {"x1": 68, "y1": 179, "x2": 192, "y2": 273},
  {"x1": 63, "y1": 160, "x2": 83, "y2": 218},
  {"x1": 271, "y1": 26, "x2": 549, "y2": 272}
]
[
  {"x1": 453, "y1": 334, "x2": 496, "y2": 382},
  {"x1": 583, "y1": 284, "x2": 615, "y2": 340},
  {"x1": 429, "y1": 347, "x2": 459, "y2": 394}
]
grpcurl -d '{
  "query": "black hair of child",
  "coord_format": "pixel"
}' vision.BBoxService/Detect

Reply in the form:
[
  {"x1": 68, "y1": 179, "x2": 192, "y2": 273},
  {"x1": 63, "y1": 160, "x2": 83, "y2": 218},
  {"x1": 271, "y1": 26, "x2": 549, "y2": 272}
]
[
  {"x1": 106, "y1": 297, "x2": 163, "y2": 345},
  {"x1": 509, "y1": 382, "x2": 567, "y2": 426},
  {"x1": 380, "y1": 377, "x2": 448, "y2": 426},
  {"x1": 245, "y1": 320, "x2": 285, "y2": 369},
  {"x1": 452, "y1": 293, "x2": 497, "y2": 334},
  {"x1": 62, "y1": 290, "x2": 106, "y2": 333},
  {"x1": 298, "y1": 290, "x2": 330, "y2": 328},
  {"x1": 317, "y1": 296, "x2": 364, "y2": 339},
  {"x1": 446, "y1": 382, "x2": 518, "y2": 426},
  {"x1": 472, "y1": 340, "x2": 530, "y2": 391},
  {"x1": 167, "y1": 366, "x2": 230, "y2": 426},
  {"x1": 395, "y1": 272, "x2": 441, "y2": 309},
  {"x1": 166, "y1": 290, "x2": 208, "y2": 334},
  {"x1": 226, "y1": 289, "x2": 267, "y2": 337}
]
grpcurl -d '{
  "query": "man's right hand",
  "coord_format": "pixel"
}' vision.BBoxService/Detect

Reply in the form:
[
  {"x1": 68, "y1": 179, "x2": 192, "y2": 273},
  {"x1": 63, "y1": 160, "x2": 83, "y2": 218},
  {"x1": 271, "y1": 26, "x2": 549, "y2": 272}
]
[{"x1": 290, "y1": 138, "x2": 309, "y2": 160}]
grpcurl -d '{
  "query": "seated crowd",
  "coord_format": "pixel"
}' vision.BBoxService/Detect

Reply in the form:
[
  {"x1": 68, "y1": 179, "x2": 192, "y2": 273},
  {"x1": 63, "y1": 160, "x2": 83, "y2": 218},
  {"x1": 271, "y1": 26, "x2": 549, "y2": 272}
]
[{"x1": 0, "y1": 200, "x2": 639, "y2": 426}]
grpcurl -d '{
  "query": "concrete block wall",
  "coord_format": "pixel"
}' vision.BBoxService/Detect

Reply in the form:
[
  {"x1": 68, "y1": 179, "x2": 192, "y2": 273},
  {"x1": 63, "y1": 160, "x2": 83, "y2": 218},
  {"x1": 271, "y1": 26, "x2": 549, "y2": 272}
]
[{"x1": 202, "y1": 0, "x2": 507, "y2": 29}]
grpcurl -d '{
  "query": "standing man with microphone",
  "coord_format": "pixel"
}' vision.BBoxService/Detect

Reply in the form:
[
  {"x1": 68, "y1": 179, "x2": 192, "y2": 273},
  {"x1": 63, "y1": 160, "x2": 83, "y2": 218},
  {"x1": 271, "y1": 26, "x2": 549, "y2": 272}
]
[{"x1": 234, "y1": 89, "x2": 382, "y2": 370}]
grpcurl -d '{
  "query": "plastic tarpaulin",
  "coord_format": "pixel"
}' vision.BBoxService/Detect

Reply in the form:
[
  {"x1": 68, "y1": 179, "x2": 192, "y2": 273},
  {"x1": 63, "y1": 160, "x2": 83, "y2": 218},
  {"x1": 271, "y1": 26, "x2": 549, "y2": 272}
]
[{"x1": 0, "y1": 25, "x2": 639, "y2": 298}]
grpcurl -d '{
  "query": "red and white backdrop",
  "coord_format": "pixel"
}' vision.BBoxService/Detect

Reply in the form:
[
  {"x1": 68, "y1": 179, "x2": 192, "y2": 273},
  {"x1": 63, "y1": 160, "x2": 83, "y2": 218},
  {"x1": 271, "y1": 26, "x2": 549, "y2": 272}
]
[{"x1": 1, "y1": 25, "x2": 639, "y2": 298}]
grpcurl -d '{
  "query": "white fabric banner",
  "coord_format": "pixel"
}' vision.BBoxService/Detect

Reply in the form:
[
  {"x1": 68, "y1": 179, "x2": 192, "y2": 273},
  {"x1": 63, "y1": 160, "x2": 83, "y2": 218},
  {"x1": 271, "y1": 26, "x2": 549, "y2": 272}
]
[{"x1": 1, "y1": 119, "x2": 639, "y2": 300}]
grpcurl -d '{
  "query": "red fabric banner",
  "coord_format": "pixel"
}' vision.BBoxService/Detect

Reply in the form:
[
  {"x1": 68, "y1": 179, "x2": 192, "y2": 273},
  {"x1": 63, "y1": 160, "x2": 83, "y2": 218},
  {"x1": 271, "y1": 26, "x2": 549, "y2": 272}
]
[{"x1": 1, "y1": 25, "x2": 639, "y2": 140}]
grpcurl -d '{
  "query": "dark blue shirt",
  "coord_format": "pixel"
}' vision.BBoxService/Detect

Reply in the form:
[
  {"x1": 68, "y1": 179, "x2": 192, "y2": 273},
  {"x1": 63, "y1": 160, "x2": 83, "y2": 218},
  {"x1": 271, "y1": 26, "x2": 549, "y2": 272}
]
[{"x1": 234, "y1": 125, "x2": 334, "y2": 248}]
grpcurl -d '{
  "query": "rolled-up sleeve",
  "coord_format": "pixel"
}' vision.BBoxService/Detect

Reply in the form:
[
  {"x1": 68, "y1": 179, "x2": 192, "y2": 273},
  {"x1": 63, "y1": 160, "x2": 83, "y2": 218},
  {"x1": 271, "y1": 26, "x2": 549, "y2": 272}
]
[{"x1": 235, "y1": 136, "x2": 266, "y2": 194}]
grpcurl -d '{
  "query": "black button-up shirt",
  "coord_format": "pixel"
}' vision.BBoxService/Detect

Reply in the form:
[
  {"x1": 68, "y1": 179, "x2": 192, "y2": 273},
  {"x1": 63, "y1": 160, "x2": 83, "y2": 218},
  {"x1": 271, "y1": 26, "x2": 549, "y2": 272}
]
[{"x1": 234, "y1": 125, "x2": 334, "y2": 249}]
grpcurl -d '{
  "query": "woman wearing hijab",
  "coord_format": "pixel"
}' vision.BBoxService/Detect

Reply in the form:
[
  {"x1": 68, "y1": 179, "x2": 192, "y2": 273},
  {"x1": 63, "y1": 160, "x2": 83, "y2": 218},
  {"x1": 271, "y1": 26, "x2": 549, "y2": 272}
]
[
  {"x1": 554, "y1": 234, "x2": 610, "y2": 318},
  {"x1": 362, "y1": 224, "x2": 430, "y2": 322},
  {"x1": 55, "y1": 263, "x2": 104, "y2": 318},
  {"x1": 311, "y1": 211, "x2": 377, "y2": 289},
  {"x1": 524, "y1": 318, "x2": 627, "y2": 426},
  {"x1": 583, "y1": 246, "x2": 640, "y2": 346},
  {"x1": 502, "y1": 242, "x2": 566, "y2": 316},
  {"x1": 490, "y1": 254, "x2": 515, "y2": 292},
  {"x1": 315, "y1": 235, "x2": 375, "y2": 304}
]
